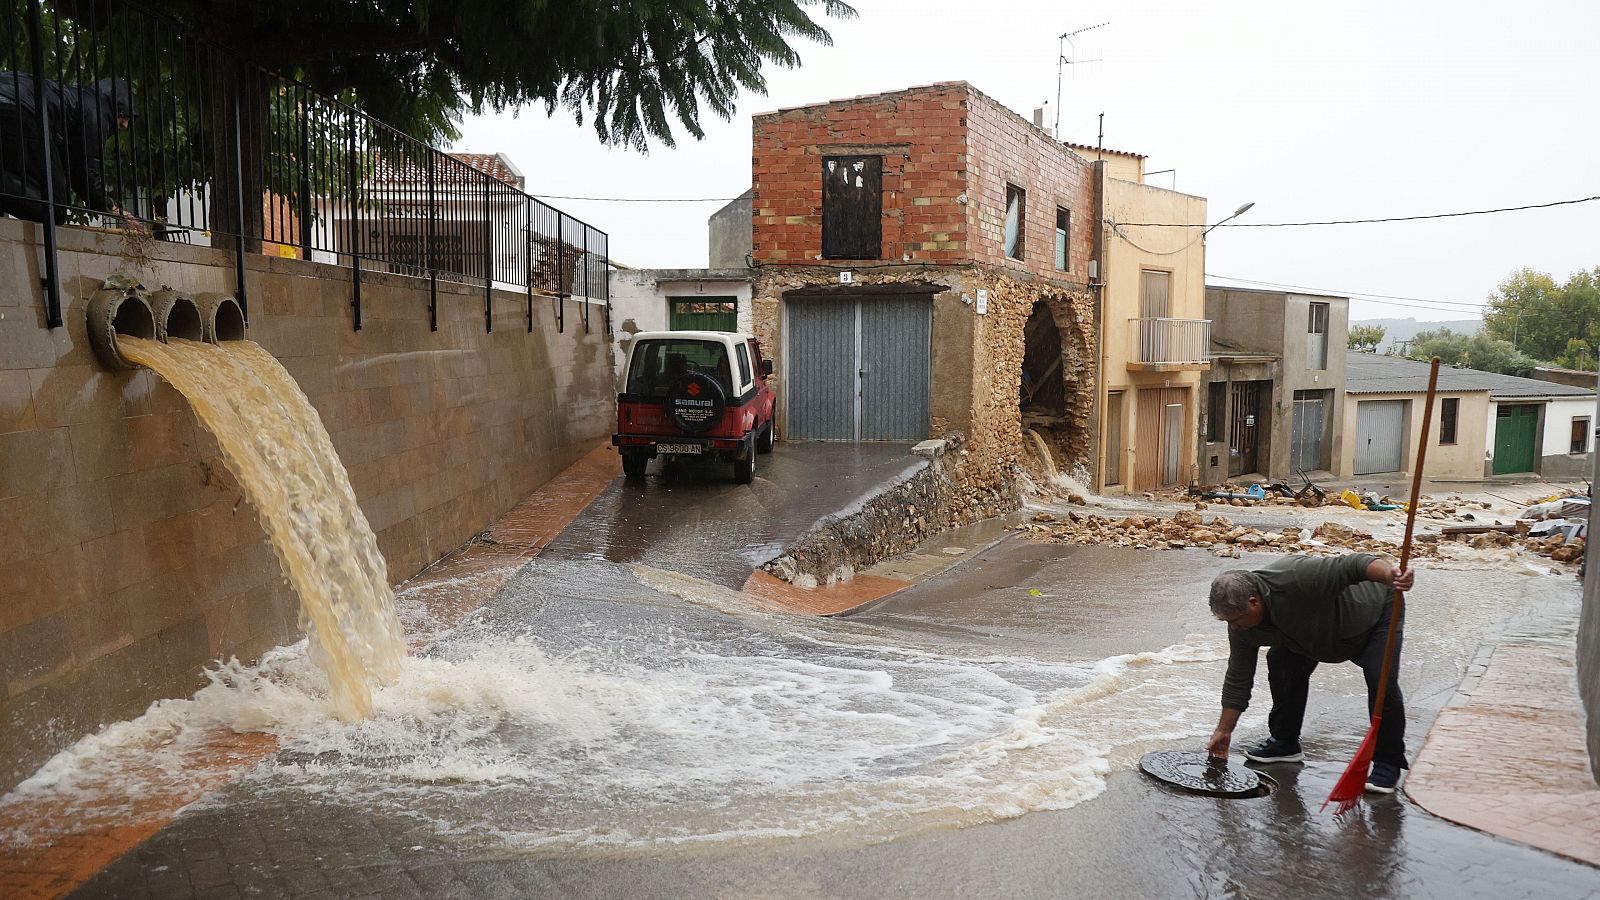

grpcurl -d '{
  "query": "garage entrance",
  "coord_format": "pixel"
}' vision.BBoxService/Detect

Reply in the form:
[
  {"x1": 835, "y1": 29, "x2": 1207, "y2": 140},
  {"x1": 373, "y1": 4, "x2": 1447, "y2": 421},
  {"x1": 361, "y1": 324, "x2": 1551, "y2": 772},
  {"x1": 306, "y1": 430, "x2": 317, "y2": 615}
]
[
  {"x1": 1354, "y1": 399, "x2": 1406, "y2": 474},
  {"x1": 786, "y1": 293, "x2": 931, "y2": 441},
  {"x1": 1492, "y1": 404, "x2": 1540, "y2": 474}
]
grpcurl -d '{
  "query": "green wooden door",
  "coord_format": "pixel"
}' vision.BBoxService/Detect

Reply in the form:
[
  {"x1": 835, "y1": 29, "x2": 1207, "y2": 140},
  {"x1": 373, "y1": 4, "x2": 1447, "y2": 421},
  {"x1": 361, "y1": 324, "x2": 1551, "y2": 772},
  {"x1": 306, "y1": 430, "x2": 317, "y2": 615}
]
[
  {"x1": 669, "y1": 298, "x2": 738, "y2": 332},
  {"x1": 1492, "y1": 404, "x2": 1539, "y2": 474}
]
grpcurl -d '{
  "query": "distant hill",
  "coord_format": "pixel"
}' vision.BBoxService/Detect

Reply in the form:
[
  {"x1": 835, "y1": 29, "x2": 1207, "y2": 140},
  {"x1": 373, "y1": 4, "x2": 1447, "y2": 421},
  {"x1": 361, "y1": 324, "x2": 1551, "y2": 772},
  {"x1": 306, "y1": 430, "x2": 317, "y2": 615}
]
[{"x1": 1352, "y1": 317, "x2": 1481, "y2": 353}]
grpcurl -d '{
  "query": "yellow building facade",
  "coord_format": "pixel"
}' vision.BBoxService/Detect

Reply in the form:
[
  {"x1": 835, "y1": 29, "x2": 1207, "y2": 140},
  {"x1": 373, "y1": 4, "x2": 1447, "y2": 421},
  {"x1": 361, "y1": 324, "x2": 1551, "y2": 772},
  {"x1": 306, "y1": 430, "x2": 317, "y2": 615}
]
[{"x1": 1078, "y1": 146, "x2": 1209, "y2": 493}]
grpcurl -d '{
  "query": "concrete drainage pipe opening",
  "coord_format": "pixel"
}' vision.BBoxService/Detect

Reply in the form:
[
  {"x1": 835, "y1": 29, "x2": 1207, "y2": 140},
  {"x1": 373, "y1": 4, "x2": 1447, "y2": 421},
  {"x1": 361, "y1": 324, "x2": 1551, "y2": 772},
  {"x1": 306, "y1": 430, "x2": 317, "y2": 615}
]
[
  {"x1": 198, "y1": 293, "x2": 247, "y2": 342},
  {"x1": 152, "y1": 290, "x2": 204, "y2": 343},
  {"x1": 86, "y1": 287, "x2": 156, "y2": 370}
]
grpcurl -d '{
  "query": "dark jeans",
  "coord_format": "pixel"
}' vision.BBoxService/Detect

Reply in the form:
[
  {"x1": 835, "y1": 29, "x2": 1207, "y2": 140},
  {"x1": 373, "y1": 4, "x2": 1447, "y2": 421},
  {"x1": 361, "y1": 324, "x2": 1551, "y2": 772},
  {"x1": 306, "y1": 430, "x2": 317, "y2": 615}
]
[{"x1": 1265, "y1": 602, "x2": 1408, "y2": 768}]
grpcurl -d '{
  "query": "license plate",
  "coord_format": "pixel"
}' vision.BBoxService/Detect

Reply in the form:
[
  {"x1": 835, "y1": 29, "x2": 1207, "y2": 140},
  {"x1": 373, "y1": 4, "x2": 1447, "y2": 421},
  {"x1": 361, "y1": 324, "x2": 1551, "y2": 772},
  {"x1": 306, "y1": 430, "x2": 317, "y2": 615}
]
[{"x1": 658, "y1": 442, "x2": 702, "y2": 455}]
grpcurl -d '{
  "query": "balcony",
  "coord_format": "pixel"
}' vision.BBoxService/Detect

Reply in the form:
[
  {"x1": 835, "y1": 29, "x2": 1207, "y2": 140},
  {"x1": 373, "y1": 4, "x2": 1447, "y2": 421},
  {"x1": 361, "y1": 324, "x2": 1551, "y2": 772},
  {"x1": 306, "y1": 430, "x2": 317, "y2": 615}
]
[{"x1": 1128, "y1": 318, "x2": 1212, "y2": 372}]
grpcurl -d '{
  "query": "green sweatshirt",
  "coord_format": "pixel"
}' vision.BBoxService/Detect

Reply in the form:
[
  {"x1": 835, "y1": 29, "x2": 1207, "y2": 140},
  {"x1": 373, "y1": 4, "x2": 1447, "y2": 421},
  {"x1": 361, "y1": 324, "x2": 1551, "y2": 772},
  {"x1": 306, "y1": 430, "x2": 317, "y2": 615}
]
[{"x1": 1221, "y1": 553, "x2": 1389, "y2": 712}]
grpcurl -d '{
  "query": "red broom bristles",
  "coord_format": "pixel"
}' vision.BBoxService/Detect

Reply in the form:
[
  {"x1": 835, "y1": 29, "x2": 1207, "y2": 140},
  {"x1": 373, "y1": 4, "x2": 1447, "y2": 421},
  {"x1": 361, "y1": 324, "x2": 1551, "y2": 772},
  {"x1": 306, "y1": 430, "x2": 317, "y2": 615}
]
[{"x1": 1323, "y1": 357, "x2": 1440, "y2": 815}]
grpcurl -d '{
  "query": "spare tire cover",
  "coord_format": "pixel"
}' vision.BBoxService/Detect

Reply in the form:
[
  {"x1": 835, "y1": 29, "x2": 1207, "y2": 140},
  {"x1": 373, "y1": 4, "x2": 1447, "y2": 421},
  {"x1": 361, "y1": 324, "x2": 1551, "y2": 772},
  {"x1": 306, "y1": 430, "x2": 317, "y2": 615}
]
[{"x1": 668, "y1": 372, "x2": 726, "y2": 433}]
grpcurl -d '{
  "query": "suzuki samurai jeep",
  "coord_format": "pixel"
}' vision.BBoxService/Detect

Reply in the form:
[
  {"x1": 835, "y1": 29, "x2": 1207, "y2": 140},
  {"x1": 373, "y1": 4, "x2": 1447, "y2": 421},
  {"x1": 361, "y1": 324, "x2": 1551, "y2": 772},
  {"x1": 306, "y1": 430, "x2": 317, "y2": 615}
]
[{"x1": 612, "y1": 331, "x2": 776, "y2": 484}]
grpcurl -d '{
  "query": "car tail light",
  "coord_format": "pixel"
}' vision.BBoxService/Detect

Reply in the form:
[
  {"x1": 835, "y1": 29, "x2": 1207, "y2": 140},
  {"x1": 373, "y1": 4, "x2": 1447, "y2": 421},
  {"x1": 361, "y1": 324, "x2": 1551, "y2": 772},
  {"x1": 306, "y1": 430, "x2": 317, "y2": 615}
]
[
  {"x1": 617, "y1": 436, "x2": 654, "y2": 446},
  {"x1": 709, "y1": 439, "x2": 741, "y2": 449}
]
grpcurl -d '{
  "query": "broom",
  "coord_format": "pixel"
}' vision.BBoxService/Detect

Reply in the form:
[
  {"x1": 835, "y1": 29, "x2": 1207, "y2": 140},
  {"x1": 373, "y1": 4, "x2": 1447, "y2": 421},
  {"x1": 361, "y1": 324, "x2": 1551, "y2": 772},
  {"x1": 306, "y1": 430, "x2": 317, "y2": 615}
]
[{"x1": 1323, "y1": 356, "x2": 1441, "y2": 815}]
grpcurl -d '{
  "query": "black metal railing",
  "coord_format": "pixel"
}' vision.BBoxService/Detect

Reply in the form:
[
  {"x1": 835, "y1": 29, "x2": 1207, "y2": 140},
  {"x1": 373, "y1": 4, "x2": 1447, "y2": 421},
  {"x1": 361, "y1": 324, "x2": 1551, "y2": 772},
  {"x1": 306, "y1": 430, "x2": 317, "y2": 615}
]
[{"x1": 0, "y1": 0, "x2": 608, "y2": 334}]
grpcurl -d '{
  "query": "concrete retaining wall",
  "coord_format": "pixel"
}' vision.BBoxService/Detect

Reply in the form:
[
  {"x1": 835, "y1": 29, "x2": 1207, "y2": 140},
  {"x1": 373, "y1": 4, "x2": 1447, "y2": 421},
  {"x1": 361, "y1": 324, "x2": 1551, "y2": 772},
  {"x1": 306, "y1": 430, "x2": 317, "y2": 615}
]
[{"x1": 0, "y1": 220, "x2": 613, "y2": 791}]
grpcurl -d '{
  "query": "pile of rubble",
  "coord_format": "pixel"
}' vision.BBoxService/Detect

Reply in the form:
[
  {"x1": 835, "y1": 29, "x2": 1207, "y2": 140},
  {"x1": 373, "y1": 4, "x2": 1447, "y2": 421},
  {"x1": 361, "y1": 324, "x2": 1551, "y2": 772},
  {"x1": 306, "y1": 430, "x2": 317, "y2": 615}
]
[
  {"x1": 1019, "y1": 510, "x2": 1439, "y2": 559},
  {"x1": 1525, "y1": 532, "x2": 1585, "y2": 563},
  {"x1": 1413, "y1": 497, "x2": 1490, "y2": 520}
]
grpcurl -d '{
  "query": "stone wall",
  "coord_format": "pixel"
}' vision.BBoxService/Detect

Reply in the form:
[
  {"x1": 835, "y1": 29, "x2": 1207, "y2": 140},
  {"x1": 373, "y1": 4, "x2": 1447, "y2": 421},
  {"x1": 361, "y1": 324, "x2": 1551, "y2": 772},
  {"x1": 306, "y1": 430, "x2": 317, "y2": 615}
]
[
  {"x1": 0, "y1": 220, "x2": 613, "y2": 791},
  {"x1": 751, "y1": 263, "x2": 1094, "y2": 523},
  {"x1": 763, "y1": 454, "x2": 946, "y2": 585}
]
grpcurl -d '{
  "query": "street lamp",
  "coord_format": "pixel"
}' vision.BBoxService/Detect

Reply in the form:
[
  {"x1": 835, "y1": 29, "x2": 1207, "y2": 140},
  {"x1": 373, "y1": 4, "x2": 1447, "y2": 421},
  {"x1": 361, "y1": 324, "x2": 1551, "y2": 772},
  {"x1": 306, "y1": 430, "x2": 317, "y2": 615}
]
[{"x1": 1203, "y1": 201, "x2": 1256, "y2": 237}]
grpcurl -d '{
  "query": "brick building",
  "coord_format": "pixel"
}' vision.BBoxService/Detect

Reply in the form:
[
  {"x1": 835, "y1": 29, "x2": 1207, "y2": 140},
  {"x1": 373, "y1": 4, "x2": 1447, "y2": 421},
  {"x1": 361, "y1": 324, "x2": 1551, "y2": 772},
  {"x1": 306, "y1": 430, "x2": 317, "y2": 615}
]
[{"x1": 749, "y1": 82, "x2": 1098, "y2": 514}]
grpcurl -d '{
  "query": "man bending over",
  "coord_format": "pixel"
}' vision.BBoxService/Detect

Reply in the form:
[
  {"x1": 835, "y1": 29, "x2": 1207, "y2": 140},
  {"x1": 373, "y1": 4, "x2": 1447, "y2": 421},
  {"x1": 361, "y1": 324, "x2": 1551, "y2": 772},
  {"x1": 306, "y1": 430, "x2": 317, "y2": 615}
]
[{"x1": 1204, "y1": 553, "x2": 1414, "y2": 794}]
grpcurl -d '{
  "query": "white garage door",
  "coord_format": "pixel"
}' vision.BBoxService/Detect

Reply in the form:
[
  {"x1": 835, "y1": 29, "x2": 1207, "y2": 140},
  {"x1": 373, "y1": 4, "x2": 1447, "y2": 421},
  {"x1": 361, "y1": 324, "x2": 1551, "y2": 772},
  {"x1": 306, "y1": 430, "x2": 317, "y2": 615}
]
[{"x1": 1354, "y1": 400, "x2": 1406, "y2": 474}]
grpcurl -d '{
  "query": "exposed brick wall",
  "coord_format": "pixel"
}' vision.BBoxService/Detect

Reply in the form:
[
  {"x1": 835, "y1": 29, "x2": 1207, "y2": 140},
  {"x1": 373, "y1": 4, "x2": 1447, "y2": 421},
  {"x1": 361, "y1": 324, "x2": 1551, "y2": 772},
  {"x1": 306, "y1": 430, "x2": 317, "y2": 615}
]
[
  {"x1": 963, "y1": 88, "x2": 1095, "y2": 283},
  {"x1": 753, "y1": 83, "x2": 970, "y2": 265},
  {"x1": 751, "y1": 82, "x2": 1094, "y2": 286}
]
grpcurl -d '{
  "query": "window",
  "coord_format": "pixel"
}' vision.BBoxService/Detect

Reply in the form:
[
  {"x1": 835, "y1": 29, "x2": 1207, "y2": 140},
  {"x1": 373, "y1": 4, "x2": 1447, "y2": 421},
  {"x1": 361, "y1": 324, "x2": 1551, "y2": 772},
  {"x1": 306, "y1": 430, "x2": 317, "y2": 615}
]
[
  {"x1": 1206, "y1": 381, "x2": 1226, "y2": 441},
  {"x1": 1140, "y1": 270, "x2": 1172, "y2": 318},
  {"x1": 625, "y1": 339, "x2": 733, "y2": 397},
  {"x1": 735, "y1": 342, "x2": 752, "y2": 390},
  {"x1": 1572, "y1": 417, "x2": 1590, "y2": 454},
  {"x1": 822, "y1": 156, "x2": 882, "y2": 259},
  {"x1": 1439, "y1": 397, "x2": 1459, "y2": 445},
  {"x1": 1307, "y1": 302, "x2": 1329, "y2": 370},
  {"x1": 1055, "y1": 207, "x2": 1070, "y2": 270},
  {"x1": 1004, "y1": 184, "x2": 1026, "y2": 259}
]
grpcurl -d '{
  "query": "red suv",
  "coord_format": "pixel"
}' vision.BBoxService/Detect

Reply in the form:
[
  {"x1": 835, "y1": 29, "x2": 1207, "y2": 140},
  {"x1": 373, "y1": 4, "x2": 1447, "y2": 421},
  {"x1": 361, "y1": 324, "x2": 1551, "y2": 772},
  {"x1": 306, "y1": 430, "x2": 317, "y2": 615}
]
[{"x1": 613, "y1": 331, "x2": 777, "y2": 484}]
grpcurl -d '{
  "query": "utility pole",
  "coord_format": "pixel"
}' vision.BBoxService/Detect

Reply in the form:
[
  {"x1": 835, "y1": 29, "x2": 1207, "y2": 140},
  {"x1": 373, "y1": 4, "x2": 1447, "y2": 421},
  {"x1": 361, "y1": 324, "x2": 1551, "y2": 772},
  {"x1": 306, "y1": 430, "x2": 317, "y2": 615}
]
[{"x1": 1053, "y1": 22, "x2": 1109, "y2": 140}]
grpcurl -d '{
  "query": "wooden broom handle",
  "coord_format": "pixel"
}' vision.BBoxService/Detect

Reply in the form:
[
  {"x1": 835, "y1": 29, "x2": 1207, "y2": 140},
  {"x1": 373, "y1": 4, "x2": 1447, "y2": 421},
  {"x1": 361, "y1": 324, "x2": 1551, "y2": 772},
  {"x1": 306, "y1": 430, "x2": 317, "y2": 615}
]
[{"x1": 1371, "y1": 356, "x2": 1441, "y2": 719}]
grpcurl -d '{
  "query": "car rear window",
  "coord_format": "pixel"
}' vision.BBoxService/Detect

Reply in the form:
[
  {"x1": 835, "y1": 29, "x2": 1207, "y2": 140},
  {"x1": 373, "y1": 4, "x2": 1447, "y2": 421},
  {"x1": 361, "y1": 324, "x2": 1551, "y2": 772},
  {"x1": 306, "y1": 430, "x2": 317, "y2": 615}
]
[{"x1": 626, "y1": 339, "x2": 733, "y2": 397}]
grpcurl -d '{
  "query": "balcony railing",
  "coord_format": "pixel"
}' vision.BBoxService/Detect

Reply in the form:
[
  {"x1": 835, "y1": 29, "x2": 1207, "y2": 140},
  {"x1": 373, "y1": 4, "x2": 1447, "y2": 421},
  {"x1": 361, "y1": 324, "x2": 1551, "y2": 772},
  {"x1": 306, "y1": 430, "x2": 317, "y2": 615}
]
[{"x1": 1129, "y1": 317, "x2": 1211, "y2": 370}]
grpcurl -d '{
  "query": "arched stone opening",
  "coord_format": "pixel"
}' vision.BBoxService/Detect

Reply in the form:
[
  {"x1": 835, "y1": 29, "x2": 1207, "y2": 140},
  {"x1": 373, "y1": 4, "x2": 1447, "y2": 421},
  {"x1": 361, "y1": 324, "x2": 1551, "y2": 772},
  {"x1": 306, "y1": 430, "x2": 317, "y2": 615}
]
[{"x1": 1021, "y1": 300, "x2": 1067, "y2": 420}]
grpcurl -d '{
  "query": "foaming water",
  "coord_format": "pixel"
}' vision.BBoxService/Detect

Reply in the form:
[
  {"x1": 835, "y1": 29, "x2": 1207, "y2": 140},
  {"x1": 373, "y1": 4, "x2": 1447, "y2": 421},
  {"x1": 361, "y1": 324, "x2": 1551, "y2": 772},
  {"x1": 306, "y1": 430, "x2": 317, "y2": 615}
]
[
  {"x1": 3, "y1": 552, "x2": 1242, "y2": 853},
  {"x1": 197, "y1": 566, "x2": 1236, "y2": 852},
  {"x1": 119, "y1": 338, "x2": 405, "y2": 718}
]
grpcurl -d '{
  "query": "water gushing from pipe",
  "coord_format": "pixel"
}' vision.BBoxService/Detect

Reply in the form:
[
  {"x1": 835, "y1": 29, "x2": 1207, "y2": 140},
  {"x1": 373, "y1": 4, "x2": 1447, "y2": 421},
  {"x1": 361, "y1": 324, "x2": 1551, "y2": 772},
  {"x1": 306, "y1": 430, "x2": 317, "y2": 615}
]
[{"x1": 118, "y1": 337, "x2": 406, "y2": 718}]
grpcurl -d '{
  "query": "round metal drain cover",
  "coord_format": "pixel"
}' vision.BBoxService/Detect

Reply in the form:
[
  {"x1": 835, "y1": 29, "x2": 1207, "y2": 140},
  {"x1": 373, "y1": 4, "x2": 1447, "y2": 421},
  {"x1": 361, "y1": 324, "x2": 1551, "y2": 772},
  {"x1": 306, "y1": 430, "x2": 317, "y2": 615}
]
[{"x1": 1139, "y1": 750, "x2": 1270, "y2": 798}]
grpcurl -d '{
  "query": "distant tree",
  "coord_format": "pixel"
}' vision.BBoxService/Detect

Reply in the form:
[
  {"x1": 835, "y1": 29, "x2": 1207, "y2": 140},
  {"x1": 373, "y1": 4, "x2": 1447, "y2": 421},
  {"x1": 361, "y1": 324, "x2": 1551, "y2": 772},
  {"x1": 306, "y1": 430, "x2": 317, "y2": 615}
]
[
  {"x1": 1482, "y1": 267, "x2": 1600, "y2": 369},
  {"x1": 1409, "y1": 328, "x2": 1536, "y2": 376},
  {"x1": 1348, "y1": 324, "x2": 1386, "y2": 353}
]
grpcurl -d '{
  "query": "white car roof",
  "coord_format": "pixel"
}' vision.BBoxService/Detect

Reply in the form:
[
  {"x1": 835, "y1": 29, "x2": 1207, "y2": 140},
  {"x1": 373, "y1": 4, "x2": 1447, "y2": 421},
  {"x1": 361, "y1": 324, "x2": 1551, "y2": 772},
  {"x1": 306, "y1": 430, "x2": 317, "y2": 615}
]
[{"x1": 630, "y1": 330, "x2": 752, "y2": 343}]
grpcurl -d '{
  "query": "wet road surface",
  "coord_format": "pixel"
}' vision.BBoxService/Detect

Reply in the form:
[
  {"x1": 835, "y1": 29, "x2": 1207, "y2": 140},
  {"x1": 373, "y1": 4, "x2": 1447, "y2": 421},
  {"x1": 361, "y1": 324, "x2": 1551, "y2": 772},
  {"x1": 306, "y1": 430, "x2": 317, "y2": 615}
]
[
  {"x1": 542, "y1": 442, "x2": 919, "y2": 587},
  {"x1": 68, "y1": 533, "x2": 1599, "y2": 899}
]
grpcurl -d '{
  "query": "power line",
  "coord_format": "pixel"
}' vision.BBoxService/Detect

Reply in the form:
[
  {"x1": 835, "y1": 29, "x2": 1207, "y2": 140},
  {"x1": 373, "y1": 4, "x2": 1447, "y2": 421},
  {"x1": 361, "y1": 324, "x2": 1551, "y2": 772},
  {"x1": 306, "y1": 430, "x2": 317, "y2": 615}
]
[
  {"x1": 1118, "y1": 194, "x2": 1600, "y2": 228},
  {"x1": 1206, "y1": 274, "x2": 1500, "y2": 311}
]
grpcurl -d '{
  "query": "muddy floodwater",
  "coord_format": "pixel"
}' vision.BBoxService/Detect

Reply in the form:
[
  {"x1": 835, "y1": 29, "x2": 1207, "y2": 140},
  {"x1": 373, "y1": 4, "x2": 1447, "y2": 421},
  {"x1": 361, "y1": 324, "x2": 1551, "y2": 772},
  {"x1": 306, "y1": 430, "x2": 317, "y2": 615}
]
[{"x1": 47, "y1": 536, "x2": 1600, "y2": 898}]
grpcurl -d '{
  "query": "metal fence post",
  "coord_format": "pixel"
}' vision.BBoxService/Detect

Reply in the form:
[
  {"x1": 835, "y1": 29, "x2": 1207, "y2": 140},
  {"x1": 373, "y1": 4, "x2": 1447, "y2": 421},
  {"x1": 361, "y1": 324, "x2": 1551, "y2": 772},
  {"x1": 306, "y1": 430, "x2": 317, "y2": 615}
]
[
  {"x1": 25, "y1": 0, "x2": 61, "y2": 328},
  {"x1": 298, "y1": 94, "x2": 312, "y2": 255},
  {"x1": 524, "y1": 196, "x2": 533, "y2": 333},
  {"x1": 482, "y1": 171, "x2": 492, "y2": 333},
  {"x1": 231, "y1": 63, "x2": 249, "y2": 321},
  {"x1": 581, "y1": 226, "x2": 590, "y2": 333},
  {"x1": 347, "y1": 108, "x2": 362, "y2": 331},
  {"x1": 556, "y1": 213, "x2": 566, "y2": 334},
  {"x1": 426, "y1": 149, "x2": 437, "y2": 331}
]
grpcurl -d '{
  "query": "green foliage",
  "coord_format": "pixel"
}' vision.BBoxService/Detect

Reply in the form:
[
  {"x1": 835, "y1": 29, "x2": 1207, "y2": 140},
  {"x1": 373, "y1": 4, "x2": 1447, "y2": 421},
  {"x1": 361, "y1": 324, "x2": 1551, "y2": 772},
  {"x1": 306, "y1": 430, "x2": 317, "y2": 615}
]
[
  {"x1": 1482, "y1": 267, "x2": 1600, "y2": 371},
  {"x1": 172, "y1": 0, "x2": 858, "y2": 149},
  {"x1": 1408, "y1": 328, "x2": 1537, "y2": 376},
  {"x1": 1347, "y1": 324, "x2": 1385, "y2": 352}
]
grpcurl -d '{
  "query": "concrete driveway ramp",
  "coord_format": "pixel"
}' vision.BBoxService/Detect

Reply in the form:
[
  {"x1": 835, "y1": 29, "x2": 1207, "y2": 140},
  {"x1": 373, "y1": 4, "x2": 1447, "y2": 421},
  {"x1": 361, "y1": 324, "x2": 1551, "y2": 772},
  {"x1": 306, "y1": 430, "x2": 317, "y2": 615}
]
[{"x1": 1139, "y1": 750, "x2": 1273, "y2": 798}]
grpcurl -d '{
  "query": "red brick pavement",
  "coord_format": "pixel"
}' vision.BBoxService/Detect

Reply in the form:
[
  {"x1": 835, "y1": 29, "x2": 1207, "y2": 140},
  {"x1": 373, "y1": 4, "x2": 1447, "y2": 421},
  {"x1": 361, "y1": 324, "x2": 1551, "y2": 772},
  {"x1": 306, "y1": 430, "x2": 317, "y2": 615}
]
[{"x1": 1406, "y1": 637, "x2": 1600, "y2": 866}]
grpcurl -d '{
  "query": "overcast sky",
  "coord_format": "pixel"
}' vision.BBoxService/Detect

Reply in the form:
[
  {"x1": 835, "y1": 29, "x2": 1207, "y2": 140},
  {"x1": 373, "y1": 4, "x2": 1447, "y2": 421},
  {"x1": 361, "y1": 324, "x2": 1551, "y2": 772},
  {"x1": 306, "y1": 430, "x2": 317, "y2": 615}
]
[{"x1": 451, "y1": 0, "x2": 1597, "y2": 323}]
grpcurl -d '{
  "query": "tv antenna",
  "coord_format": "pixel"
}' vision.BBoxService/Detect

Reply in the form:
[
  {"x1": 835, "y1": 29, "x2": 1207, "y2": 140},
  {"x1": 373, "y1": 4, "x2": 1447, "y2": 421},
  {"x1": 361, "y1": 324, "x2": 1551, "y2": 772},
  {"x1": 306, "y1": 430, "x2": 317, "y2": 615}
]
[{"x1": 1054, "y1": 22, "x2": 1109, "y2": 140}]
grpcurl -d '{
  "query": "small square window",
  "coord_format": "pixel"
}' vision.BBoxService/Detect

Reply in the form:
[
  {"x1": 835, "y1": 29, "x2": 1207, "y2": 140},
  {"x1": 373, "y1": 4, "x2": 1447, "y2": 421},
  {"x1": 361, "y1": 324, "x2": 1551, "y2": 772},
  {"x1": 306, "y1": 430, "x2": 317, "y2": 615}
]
[
  {"x1": 1572, "y1": 417, "x2": 1590, "y2": 454},
  {"x1": 1054, "y1": 208, "x2": 1070, "y2": 270},
  {"x1": 1004, "y1": 184, "x2": 1025, "y2": 260}
]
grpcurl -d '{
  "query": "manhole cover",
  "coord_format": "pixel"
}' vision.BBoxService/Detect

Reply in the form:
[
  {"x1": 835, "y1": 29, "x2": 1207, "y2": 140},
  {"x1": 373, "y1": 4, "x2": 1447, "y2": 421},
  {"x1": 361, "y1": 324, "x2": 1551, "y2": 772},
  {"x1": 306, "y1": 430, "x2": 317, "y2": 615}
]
[{"x1": 1138, "y1": 750, "x2": 1272, "y2": 798}]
